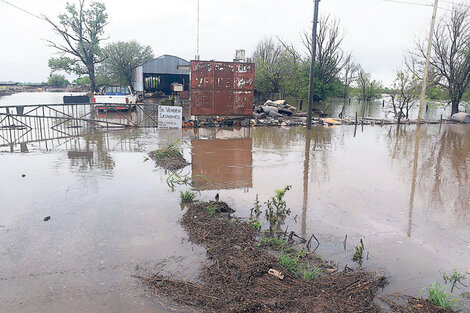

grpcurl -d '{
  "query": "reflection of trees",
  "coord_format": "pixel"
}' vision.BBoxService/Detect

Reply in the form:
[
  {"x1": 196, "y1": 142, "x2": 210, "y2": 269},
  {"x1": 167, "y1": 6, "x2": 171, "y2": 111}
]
[
  {"x1": 386, "y1": 125, "x2": 470, "y2": 217},
  {"x1": 252, "y1": 126, "x2": 338, "y2": 186}
]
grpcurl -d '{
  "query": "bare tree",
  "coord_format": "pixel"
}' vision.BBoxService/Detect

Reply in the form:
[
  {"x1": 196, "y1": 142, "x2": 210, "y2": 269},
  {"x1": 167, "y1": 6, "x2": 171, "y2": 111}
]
[
  {"x1": 407, "y1": 4, "x2": 470, "y2": 115},
  {"x1": 341, "y1": 55, "x2": 359, "y2": 99},
  {"x1": 302, "y1": 15, "x2": 348, "y2": 85},
  {"x1": 44, "y1": 0, "x2": 108, "y2": 93}
]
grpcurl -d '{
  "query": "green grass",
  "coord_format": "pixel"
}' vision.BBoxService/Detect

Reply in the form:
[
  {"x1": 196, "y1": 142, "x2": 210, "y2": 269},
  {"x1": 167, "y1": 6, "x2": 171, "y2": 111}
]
[
  {"x1": 300, "y1": 263, "x2": 321, "y2": 280},
  {"x1": 204, "y1": 206, "x2": 217, "y2": 217},
  {"x1": 422, "y1": 282, "x2": 460, "y2": 310},
  {"x1": 263, "y1": 236, "x2": 288, "y2": 250},
  {"x1": 279, "y1": 252, "x2": 300, "y2": 274},
  {"x1": 180, "y1": 190, "x2": 196, "y2": 202}
]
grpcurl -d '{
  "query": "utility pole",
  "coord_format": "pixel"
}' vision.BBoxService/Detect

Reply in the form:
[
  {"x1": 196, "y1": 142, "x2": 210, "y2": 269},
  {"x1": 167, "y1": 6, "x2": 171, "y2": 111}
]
[
  {"x1": 417, "y1": 0, "x2": 438, "y2": 124},
  {"x1": 307, "y1": 0, "x2": 320, "y2": 129}
]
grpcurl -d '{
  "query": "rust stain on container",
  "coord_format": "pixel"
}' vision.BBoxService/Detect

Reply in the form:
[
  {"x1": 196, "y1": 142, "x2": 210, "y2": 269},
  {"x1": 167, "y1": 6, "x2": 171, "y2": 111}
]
[{"x1": 190, "y1": 61, "x2": 255, "y2": 116}]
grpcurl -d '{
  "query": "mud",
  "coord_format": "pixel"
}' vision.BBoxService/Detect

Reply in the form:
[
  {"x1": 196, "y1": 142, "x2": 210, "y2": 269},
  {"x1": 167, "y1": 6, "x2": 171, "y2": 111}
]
[{"x1": 140, "y1": 201, "x2": 445, "y2": 312}]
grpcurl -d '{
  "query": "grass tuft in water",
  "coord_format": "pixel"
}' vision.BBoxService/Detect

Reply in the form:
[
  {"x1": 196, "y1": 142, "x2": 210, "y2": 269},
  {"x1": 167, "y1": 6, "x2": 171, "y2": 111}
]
[
  {"x1": 152, "y1": 140, "x2": 184, "y2": 159},
  {"x1": 421, "y1": 282, "x2": 460, "y2": 310},
  {"x1": 180, "y1": 190, "x2": 197, "y2": 203},
  {"x1": 443, "y1": 269, "x2": 466, "y2": 293}
]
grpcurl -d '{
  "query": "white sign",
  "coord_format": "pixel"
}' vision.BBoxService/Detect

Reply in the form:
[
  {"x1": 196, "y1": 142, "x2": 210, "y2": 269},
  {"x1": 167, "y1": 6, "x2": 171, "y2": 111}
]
[{"x1": 158, "y1": 105, "x2": 182, "y2": 128}]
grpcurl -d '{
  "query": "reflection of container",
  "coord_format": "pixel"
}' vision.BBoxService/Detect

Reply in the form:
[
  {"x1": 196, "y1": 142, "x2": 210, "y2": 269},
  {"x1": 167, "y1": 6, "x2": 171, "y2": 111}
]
[
  {"x1": 451, "y1": 112, "x2": 470, "y2": 123},
  {"x1": 192, "y1": 138, "x2": 252, "y2": 190}
]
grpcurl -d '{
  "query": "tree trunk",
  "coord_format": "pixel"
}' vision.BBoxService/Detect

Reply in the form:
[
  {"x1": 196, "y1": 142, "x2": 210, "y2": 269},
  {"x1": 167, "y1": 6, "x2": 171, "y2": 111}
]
[
  {"x1": 89, "y1": 65, "x2": 96, "y2": 94},
  {"x1": 451, "y1": 98, "x2": 459, "y2": 116}
]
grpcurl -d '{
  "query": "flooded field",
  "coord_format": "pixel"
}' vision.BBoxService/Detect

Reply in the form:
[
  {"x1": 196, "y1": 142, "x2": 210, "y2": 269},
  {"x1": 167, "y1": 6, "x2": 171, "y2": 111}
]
[{"x1": 1, "y1": 93, "x2": 469, "y2": 312}]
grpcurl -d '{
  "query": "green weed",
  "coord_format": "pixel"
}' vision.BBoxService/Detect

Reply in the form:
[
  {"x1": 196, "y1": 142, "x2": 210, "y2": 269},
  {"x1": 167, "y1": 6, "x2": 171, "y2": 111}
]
[
  {"x1": 443, "y1": 269, "x2": 466, "y2": 292},
  {"x1": 352, "y1": 239, "x2": 365, "y2": 266},
  {"x1": 180, "y1": 190, "x2": 196, "y2": 203},
  {"x1": 265, "y1": 185, "x2": 292, "y2": 233},
  {"x1": 421, "y1": 282, "x2": 459, "y2": 310},
  {"x1": 166, "y1": 173, "x2": 208, "y2": 191},
  {"x1": 204, "y1": 206, "x2": 217, "y2": 217},
  {"x1": 250, "y1": 218, "x2": 261, "y2": 230}
]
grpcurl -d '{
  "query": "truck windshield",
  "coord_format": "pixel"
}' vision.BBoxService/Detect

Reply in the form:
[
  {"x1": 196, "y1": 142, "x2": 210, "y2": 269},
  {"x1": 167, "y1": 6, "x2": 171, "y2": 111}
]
[{"x1": 104, "y1": 86, "x2": 130, "y2": 95}]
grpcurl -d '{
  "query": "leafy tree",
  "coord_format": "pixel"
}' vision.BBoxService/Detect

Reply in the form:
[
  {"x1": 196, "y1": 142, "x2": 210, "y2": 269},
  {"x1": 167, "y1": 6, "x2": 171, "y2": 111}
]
[
  {"x1": 253, "y1": 16, "x2": 351, "y2": 103},
  {"x1": 357, "y1": 68, "x2": 383, "y2": 101},
  {"x1": 101, "y1": 41, "x2": 154, "y2": 86},
  {"x1": 44, "y1": 0, "x2": 108, "y2": 93},
  {"x1": 389, "y1": 69, "x2": 419, "y2": 119},
  {"x1": 47, "y1": 74, "x2": 69, "y2": 88},
  {"x1": 74, "y1": 74, "x2": 111, "y2": 87},
  {"x1": 252, "y1": 37, "x2": 284, "y2": 96}
]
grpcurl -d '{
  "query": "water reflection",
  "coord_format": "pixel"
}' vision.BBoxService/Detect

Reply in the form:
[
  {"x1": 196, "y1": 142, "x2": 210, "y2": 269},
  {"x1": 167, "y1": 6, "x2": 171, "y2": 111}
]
[
  {"x1": 302, "y1": 129, "x2": 311, "y2": 237},
  {"x1": 387, "y1": 124, "x2": 470, "y2": 226},
  {"x1": 192, "y1": 128, "x2": 252, "y2": 190}
]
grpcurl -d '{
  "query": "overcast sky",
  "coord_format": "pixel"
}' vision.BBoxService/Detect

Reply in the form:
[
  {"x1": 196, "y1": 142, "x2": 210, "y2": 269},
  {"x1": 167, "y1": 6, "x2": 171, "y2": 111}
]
[{"x1": 0, "y1": 0, "x2": 463, "y2": 86}]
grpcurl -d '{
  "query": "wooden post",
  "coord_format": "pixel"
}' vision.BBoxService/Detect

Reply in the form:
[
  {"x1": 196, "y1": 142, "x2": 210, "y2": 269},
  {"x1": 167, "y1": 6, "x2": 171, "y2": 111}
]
[
  {"x1": 439, "y1": 114, "x2": 442, "y2": 125},
  {"x1": 306, "y1": 0, "x2": 320, "y2": 129},
  {"x1": 355, "y1": 111, "x2": 358, "y2": 125}
]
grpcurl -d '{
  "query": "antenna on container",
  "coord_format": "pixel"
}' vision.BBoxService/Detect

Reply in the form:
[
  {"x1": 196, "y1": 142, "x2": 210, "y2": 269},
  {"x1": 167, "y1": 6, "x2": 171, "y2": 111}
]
[{"x1": 196, "y1": 0, "x2": 200, "y2": 60}]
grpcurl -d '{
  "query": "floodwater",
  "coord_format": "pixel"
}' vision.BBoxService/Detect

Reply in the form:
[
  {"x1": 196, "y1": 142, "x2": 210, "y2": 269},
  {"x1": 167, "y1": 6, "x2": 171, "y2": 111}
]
[
  {"x1": 1, "y1": 92, "x2": 470, "y2": 312},
  {"x1": 315, "y1": 97, "x2": 469, "y2": 120}
]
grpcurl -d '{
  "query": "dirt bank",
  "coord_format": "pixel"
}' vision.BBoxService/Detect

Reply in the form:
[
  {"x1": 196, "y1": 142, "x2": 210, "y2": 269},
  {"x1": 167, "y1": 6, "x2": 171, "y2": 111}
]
[{"x1": 139, "y1": 201, "x2": 446, "y2": 312}]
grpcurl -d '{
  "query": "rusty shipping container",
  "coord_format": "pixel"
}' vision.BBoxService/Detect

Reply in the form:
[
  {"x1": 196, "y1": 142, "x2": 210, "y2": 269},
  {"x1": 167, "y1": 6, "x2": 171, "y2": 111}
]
[{"x1": 190, "y1": 61, "x2": 255, "y2": 116}]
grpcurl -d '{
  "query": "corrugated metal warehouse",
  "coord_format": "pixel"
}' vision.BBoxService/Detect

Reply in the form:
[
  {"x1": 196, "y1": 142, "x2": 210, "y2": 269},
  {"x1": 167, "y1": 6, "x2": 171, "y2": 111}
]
[{"x1": 132, "y1": 55, "x2": 190, "y2": 94}]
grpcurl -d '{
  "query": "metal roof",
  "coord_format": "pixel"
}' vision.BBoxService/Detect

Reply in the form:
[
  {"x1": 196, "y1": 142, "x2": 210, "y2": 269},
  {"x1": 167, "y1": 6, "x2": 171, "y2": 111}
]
[{"x1": 141, "y1": 55, "x2": 190, "y2": 75}]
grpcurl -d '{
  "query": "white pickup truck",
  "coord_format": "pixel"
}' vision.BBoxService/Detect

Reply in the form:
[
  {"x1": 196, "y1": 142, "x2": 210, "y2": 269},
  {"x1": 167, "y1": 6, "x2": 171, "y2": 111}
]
[{"x1": 93, "y1": 85, "x2": 137, "y2": 111}]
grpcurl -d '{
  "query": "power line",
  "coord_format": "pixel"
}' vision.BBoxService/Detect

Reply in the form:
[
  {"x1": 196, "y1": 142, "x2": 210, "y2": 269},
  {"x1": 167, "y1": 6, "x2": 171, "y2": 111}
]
[
  {"x1": 0, "y1": 0, "x2": 43, "y2": 20},
  {"x1": 381, "y1": 0, "x2": 452, "y2": 11},
  {"x1": 382, "y1": 0, "x2": 434, "y2": 7}
]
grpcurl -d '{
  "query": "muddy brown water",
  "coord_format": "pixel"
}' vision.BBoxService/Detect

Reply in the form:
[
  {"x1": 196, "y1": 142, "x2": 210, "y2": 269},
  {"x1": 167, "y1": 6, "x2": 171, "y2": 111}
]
[{"x1": 1, "y1": 92, "x2": 469, "y2": 312}]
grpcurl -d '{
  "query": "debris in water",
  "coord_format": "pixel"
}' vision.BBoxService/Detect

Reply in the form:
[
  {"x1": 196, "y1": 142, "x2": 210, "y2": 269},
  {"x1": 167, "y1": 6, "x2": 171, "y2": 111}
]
[
  {"x1": 268, "y1": 268, "x2": 284, "y2": 280},
  {"x1": 215, "y1": 193, "x2": 219, "y2": 201},
  {"x1": 21, "y1": 174, "x2": 25, "y2": 177},
  {"x1": 43, "y1": 216, "x2": 51, "y2": 222}
]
